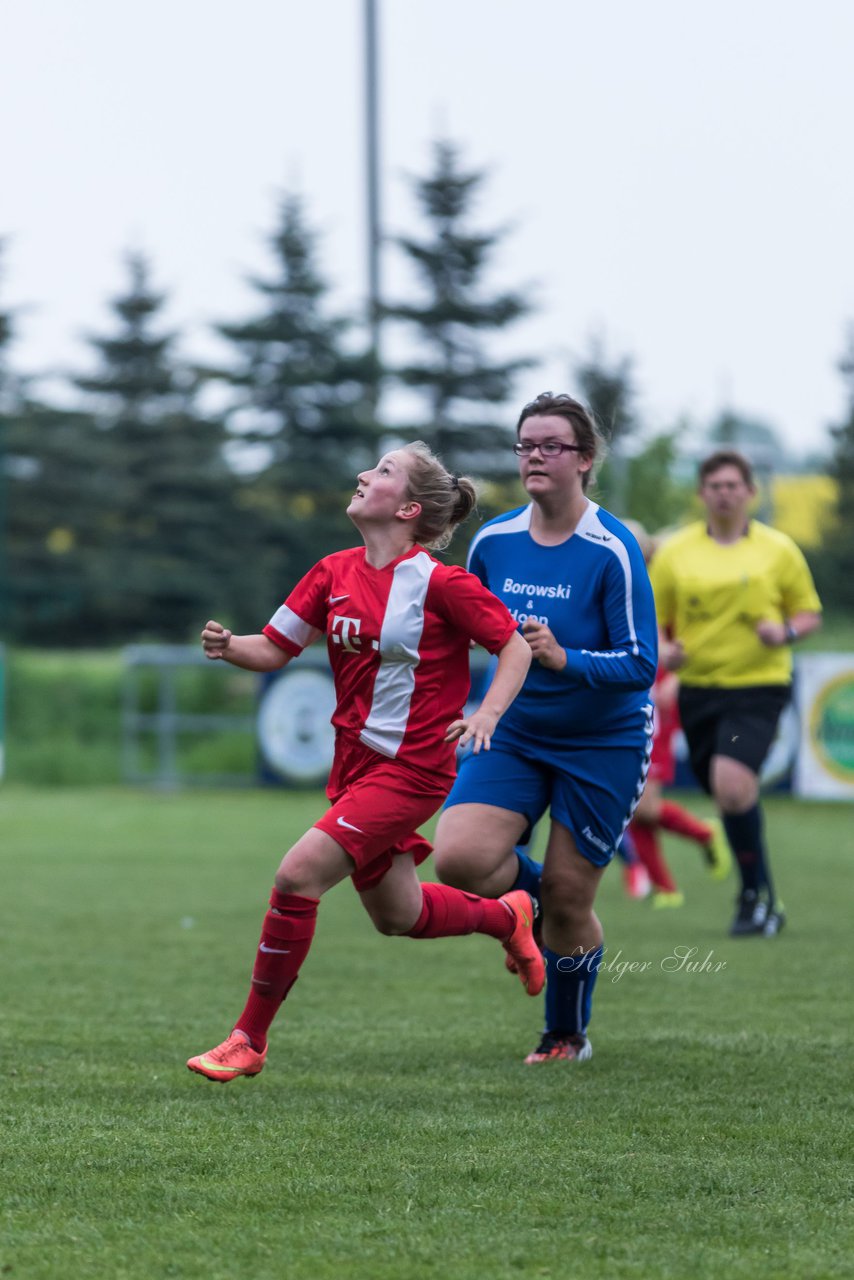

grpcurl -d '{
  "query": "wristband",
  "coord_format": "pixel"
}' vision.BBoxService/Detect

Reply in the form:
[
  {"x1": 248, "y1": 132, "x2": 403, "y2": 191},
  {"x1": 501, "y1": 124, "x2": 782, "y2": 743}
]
[{"x1": 785, "y1": 623, "x2": 799, "y2": 644}]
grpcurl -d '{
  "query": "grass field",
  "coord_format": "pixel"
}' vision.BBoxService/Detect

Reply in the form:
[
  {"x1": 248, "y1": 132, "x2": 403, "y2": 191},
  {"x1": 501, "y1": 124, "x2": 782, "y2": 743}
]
[{"x1": 2, "y1": 786, "x2": 852, "y2": 1279}]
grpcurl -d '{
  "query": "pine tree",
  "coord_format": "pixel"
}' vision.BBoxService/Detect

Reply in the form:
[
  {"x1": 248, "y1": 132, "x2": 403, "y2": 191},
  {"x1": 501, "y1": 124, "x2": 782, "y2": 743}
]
[
  {"x1": 211, "y1": 193, "x2": 381, "y2": 600},
  {"x1": 0, "y1": 243, "x2": 108, "y2": 642},
  {"x1": 5, "y1": 400, "x2": 107, "y2": 643},
  {"x1": 73, "y1": 252, "x2": 233, "y2": 641},
  {"x1": 574, "y1": 337, "x2": 640, "y2": 516},
  {"x1": 383, "y1": 140, "x2": 535, "y2": 476},
  {"x1": 574, "y1": 338, "x2": 695, "y2": 530}
]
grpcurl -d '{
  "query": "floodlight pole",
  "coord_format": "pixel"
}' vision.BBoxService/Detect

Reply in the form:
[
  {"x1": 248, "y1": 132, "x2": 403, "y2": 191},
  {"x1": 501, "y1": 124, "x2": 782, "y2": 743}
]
[{"x1": 364, "y1": 0, "x2": 382, "y2": 402}]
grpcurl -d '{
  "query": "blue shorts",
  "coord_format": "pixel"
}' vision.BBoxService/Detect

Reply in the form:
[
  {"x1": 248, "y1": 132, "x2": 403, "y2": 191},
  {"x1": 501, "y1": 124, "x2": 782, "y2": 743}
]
[{"x1": 446, "y1": 726, "x2": 652, "y2": 867}]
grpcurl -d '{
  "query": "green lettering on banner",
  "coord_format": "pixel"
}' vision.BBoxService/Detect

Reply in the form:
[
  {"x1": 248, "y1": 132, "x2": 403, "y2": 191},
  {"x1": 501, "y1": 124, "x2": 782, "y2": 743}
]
[{"x1": 810, "y1": 673, "x2": 854, "y2": 781}]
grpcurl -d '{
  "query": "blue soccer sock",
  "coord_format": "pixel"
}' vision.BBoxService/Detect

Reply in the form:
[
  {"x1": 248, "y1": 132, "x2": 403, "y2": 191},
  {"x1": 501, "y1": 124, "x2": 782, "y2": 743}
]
[
  {"x1": 543, "y1": 944, "x2": 603, "y2": 1038},
  {"x1": 511, "y1": 848, "x2": 543, "y2": 917},
  {"x1": 723, "y1": 805, "x2": 774, "y2": 900}
]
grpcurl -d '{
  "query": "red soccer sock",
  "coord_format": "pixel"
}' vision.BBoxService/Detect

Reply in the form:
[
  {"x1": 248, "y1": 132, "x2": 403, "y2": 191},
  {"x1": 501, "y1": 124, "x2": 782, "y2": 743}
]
[
  {"x1": 630, "y1": 823, "x2": 678, "y2": 893},
  {"x1": 406, "y1": 882, "x2": 513, "y2": 941},
  {"x1": 234, "y1": 889, "x2": 319, "y2": 1051},
  {"x1": 659, "y1": 800, "x2": 713, "y2": 845}
]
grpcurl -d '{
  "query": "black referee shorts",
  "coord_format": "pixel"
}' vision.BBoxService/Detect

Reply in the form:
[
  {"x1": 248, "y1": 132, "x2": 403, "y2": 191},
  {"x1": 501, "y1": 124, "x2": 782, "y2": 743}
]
[{"x1": 677, "y1": 684, "x2": 791, "y2": 793}]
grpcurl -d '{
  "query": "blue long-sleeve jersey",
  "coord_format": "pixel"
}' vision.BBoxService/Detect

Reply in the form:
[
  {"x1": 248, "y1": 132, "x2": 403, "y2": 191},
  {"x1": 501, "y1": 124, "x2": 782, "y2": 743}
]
[{"x1": 468, "y1": 500, "x2": 657, "y2": 745}]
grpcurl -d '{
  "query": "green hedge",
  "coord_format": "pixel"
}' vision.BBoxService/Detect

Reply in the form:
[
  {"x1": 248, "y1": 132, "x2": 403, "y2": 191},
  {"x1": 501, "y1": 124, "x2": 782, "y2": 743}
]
[
  {"x1": 4, "y1": 617, "x2": 854, "y2": 785},
  {"x1": 3, "y1": 648, "x2": 258, "y2": 785},
  {"x1": 5, "y1": 649, "x2": 124, "y2": 784}
]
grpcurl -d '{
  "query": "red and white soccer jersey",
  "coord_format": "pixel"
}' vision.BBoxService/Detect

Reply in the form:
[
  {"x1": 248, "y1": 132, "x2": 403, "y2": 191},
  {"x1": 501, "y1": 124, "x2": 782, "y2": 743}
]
[{"x1": 262, "y1": 545, "x2": 517, "y2": 780}]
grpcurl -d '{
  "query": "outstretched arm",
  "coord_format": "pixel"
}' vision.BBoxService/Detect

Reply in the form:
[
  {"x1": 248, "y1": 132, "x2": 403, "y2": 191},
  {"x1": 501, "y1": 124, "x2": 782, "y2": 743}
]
[
  {"x1": 201, "y1": 620, "x2": 292, "y2": 672},
  {"x1": 444, "y1": 629, "x2": 531, "y2": 753}
]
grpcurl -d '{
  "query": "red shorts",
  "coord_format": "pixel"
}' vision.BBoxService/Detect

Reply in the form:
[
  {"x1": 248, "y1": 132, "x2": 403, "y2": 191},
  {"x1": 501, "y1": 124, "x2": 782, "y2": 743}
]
[
  {"x1": 314, "y1": 733, "x2": 451, "y2": 892},
  {"x1": 648, "y1": 703, "x2": 678, "y2": 785}
]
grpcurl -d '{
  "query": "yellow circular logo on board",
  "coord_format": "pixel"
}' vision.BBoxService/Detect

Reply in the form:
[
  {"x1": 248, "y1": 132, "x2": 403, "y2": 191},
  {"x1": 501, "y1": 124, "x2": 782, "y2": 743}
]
[{"x1": 809, "y1": 672, "x2": 854, "y2": 782}]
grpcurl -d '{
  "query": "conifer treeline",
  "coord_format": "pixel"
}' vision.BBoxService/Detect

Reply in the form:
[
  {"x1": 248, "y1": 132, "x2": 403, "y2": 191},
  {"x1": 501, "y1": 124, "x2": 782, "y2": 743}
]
[
  {"x1": 1, "y1": 141, "x2": 852, "y2": 644},
  {"x1": 3, "y1": 142, "x2": 539, "y2": 644}
]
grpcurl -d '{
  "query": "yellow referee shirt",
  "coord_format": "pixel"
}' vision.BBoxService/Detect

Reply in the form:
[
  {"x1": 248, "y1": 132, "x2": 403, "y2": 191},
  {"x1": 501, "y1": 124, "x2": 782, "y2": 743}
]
[{"x1": 649, "y1": 520, "x2": 821, "y2": 687}]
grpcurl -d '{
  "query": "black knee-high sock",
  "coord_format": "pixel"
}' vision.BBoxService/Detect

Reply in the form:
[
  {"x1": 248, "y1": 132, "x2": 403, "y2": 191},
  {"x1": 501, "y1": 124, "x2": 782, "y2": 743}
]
[{"x1": 722, "y1": 805, "x2": 774, "y2": 900}]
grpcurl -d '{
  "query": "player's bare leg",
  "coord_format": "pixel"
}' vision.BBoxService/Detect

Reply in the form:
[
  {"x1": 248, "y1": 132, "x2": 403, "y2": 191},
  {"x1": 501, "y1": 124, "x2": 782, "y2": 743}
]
[
  {"x1": 524, "y1": 821, "x2": 605, "y2": 1064},
  {"x1": 433, "y1": 803, "x2": 529, "y2": 898},
  {"x1": 188, "y1": 831, "x2": 354, "y2": 1081}
]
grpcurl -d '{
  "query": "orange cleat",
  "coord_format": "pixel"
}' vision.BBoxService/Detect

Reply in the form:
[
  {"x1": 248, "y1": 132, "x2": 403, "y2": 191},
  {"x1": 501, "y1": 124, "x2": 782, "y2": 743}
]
[
  {"x1": 524, "y1": 1032, "x2": 592, "y2": 1064},
  {"x1": 187, "y1": 1032, "x2": 267, "y2": 1083},
  {"x1": 499, "y1": 890, "x2": 545, "y2": 996}
]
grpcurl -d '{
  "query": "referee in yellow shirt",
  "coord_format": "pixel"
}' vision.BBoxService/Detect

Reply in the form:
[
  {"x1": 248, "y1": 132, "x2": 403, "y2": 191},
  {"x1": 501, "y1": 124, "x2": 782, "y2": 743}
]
[{"x1": 649, "y1": 450, "x2": 822, "y2": 936}]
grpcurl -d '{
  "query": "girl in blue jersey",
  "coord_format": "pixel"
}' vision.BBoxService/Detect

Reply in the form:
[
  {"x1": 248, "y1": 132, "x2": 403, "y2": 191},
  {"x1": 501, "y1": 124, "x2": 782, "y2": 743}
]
[{"x1": 434, "y1": 392, "x2": 658, "y2": 1063}]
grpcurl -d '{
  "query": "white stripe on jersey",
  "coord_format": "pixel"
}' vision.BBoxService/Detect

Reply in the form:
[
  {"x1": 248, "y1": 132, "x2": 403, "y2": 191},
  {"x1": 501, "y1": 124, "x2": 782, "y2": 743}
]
[
  {"x1": 360, "y1": 551, "x2": 437, "y2": 758},
  {"x1": 618, "y1": 702, "x2": 654, "y2": 841},
  {"x1": 466, "y1": 504, "x2": 532, "y2": 568},
  {"x1": 267, "y1": 603, "x2": 322, "y2": 651},
  {"x1": 577, "y1": 505, "x2": 641, "y2": 656}
]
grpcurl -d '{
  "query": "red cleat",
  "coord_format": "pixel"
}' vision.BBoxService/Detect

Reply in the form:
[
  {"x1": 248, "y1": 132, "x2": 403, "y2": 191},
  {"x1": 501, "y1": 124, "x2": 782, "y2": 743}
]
[
  {"x1": 624, "y1": 861, "x2": 652, "y2": 899},
  {"x1": 187, "y1": 1032, "x2": 267, "y2": 1082},
  {"x1": 499, "y1": 890, "x2": 545, "y2": 996}
]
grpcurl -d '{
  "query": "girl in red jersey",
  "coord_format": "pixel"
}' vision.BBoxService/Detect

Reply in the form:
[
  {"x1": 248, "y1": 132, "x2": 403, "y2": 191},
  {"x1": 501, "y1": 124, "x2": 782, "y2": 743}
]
[{"x1": 188, "y1": 442, "x2": 539, "y2": 1082}]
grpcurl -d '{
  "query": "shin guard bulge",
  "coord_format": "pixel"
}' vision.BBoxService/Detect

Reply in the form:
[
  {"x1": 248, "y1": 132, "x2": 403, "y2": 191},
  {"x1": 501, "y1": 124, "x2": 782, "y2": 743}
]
[
  {"x1": 234, "y1": 890, "x2": 319, "y2": 1049},
  {"x1": 407, "y1": 882, "x2": 512, "y2": 940}
]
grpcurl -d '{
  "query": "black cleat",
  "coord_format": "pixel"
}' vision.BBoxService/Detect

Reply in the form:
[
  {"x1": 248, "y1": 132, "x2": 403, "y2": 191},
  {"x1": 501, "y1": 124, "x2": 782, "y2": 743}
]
[
  {"x1": 729, "y1": 890, "x2": 768, "y2": 936},
  {"x1": 524, "y1": 1031, "x2": 592, "y2": 1064},
  {"x1": 761, "y1": 905, "x2": 786, "y2": 937}
]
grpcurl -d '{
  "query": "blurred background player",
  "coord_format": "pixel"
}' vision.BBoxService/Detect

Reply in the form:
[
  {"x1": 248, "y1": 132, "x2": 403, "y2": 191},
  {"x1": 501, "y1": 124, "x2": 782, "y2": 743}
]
[
  {"x1": 188, "y1": 442, "x2": 541, "y2": 1083},
  {"x1": 617, "y1": 827, "x2": 653, "y2": 900},
  {"x1": 433, "y1": 393, "x2": 657, "y2": 1064},
  {"x1": 622, "y1": 520, "x2": 731, "y2": 908},
  {"x1": 649, "y1": 450, "x2": 822, "y2": 937},
  {"x1": 627, "y1": 659, "x2": 730, "y2": 906}
]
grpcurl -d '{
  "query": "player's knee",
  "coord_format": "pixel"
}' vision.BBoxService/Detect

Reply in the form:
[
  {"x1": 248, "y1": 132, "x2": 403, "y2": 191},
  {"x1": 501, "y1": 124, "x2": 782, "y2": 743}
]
[
  {"x1": 711, "y1": 756, "x2": 759, "y2": 813},
  {"x1": 546, "y1": 897, "x2": 586, "y2": 935},
  {"x1": 274, "y1": 866, "x2": 310, "y2": 898},
  {"x1": 367, "y1": 907, "x2": 415, "y2": 936},
  {"x1": 713, "y1": 776, "x2": 757, "y2": 813},
  {"x1": 433, "y1": 843, "x2": 474, "y2": 889},
  {"x1": 541, "y1": 876, "x2": 590, "y2": 933}
]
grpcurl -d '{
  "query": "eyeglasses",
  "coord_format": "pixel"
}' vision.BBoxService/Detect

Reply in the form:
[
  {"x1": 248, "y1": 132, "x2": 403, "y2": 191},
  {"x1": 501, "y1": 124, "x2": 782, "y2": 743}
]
[{"x1": 513, "y1": 440, "x2": 584, "y2": 458}]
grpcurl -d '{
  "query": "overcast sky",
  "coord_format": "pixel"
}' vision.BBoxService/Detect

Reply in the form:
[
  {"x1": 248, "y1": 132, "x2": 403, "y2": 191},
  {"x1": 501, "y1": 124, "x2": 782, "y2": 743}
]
[{"x1": 2, "y1": 0, "x2": 853, "y2": 458}]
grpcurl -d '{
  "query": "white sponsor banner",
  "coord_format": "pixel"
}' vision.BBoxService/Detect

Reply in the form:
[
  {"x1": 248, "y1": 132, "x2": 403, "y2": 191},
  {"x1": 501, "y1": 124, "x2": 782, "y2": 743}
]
[
  {"x1": 794, "y1": 654, "x2": 854, "y2": 799},
  {"x1": 258, "y1": 667, "x2": 336, "y2": 785}
]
